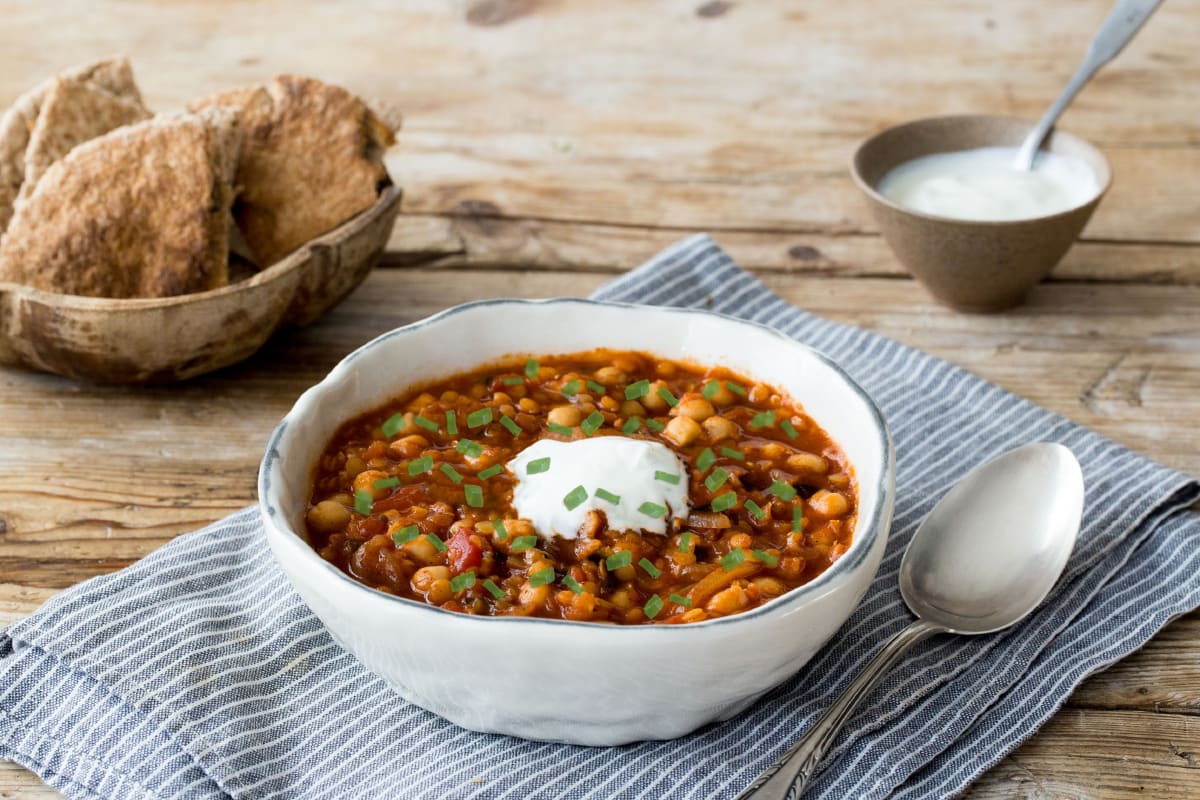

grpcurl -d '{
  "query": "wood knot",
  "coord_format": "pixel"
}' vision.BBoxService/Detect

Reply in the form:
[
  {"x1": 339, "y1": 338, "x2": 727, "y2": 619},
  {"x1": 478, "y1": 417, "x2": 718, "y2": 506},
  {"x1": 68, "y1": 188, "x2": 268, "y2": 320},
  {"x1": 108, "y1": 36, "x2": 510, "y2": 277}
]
[
  {"x1": 466, "y1": 0, "x2": 537, "y2": 27},
  {"x1": 696, "y1": 1, "x2": 732, "y2": 18},
  {"x1": 453, "y1": 199, "x2": 503, "y2": 217},
  {"x1": 788, "y1": 244, "x2": 822, "y2": 261}
]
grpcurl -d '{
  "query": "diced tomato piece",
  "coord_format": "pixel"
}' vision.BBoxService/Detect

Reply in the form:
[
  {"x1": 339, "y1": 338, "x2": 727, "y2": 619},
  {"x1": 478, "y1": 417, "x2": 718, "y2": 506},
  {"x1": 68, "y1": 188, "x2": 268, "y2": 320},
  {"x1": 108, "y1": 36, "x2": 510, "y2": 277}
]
[{"x1": 447, "y1": 530, "x2": 482, "y2": 573}]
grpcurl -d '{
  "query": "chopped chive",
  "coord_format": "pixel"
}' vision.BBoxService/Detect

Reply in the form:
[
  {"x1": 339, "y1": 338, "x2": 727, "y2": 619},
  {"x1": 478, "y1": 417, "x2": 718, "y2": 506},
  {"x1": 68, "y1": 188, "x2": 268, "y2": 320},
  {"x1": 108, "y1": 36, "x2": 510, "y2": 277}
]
[
  {"x1": 500, "y1": 415, "x2": 523, "y2": 436},
  {"x1": 581, "y1": 410, "x2": 605, "y2": 435},
  {"x1": 440, "y1": 463, "x2": 464, "y2": 484},
  {"x1": 696, "y1": 447, "x2": 716, "y2": 472},
  {"x1": 704, "y1": 468, "x2": 730, "y2": 493},
  {"x1": 638, "y1": 501, "x2": 667, "y2": 519},
  {"x1": 529, "y1": 566, "x2": 556, "y2": 587},
  {"x1": 638, "y1": 558, "x2": 662, "y2": 579},
  {"x1": 561, "y1": 379, "x2": 581, "y2": 398},
  {"x1": 464, "y1": 484, "x2": 485, "y2": 507},
  {"x1": 467, "y1": 408, "x2": 493, "y2": 428},
  {"x1": 622, "y1": 417, "x2": 642, "y2": 434},
  {"x1": 701, "y1": 380, "x2": 720, "y2": 400},
  {"x1": 646, "y1": 418, "x2": 665, "y2": 432},
  {"x1": 780, "y1": 419, "x2": 799, "y2": 440},
  {"x1": 678, "y1": 531, "x2": 692, "y2": 553},
  {"x1": 527, "y1": 457, "x2": 551, "y2": 474},
  {"x1": 511, "y1": 535, "x2": 537, "y2": 552},
  {"x1": 595, "y1": 487, "x2": 621, "y2": 504},
  {"x1": 502, "y1": 376, "x2": 524, "y2": 386},
  {"x1": 355, "y1": 489, "x2": 373, "y2": 516},
  {"x1": 563, "y1": 575, "x2": 585, "y2": 595},
  {"x1": 445, "y1": 411, "x2": 458, "y2": 435},
  {"x1": 745, "y1": 499, "x2": 767, "y2": 520},
  {"x1": 372, "y1": 476, "x2": 400, "y2": 490},
  {"x1": 525, "y1": 358, "x2": 540, "y2": 378},
  {"x1": 750, "y1": 410, "x2": 777, "y2": 429},
  {"x1": 478, "y1": 464, "x2": 504, "y2": 480},
  {"x1": 408, "y1": 455, "x2": 434, "y2": 475},
  {"x1": 720, "y1": 447, "x2": 746, "y2": 461},
  {"x1": 547, "y1": 422, "x2": 574, "y2": 436},
  {"x1": 450, "y1": 571, "x2": 476, "y2": 592},
  {"x1": 721, "y1": 548, "x2": 747, "y2": 571},
  {"x1": 563, "y1": 485, "x2": 588, "y2": 510},
  {"x1": 725, "y1": 381, "x2": 747, "y2": 396},
  {"x1": 381, "y1": 412, "x2": 407, "y2": 438},
  {"x1": 753, "y1": 549, "x2": 780, "y2": 567},
  {"x1": 606, "y1": 550, "x2": 633, "y2": 570},
  {"x1": 655, "y1": 470, "x2": 681, "y2": 485},
  {"x1": 456, "y1": 439, "x2": 484, "y2": 458},
  {"x1": 643, "y1": 595, "x2": 664, "y2": 619},
  {"x1": 769, "y1": 480, "x2": 797, "y2": 501},
  {"x1": 711, "y1": 491, "x2": 737, "y2": 512},
  {"x1": 669, "y1": 593, "x2": 693, "y2": 608},
  {"x1": 657, "y1": 386, "x2": 679, "y2": 407},
  {"x1": 625, "y1": 379, "x2": 650, "y2": 399},
  {"x1": 426, "y1": 533, "x2": 447, "y2": 553},
  {"x1": 483, "y1": 579, "x2": 505, "y2": 600},
  {"x1": 793, "y1": 504, "x2": 804, "y2": 532},
  {"x1": 493, "y1": 519, "x2": 509, "y2": 540},
  {"x1": 586, "y1": 380, "x2": 606, "y2": 394},
  {"x1": 413, "y1": 415, "x2": 439, "y2": 433},
  {"x1": 392, "y1": 524, "x2": 419, "y2": 546}
]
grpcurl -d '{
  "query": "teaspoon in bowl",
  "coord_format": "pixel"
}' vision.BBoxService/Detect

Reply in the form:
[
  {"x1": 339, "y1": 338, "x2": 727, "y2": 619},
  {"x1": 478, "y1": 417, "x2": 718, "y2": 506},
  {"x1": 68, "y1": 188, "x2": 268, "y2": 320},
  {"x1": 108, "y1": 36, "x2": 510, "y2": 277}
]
[{"x1": 736, "y1": 442, "x2": 1085, "y2": 799}]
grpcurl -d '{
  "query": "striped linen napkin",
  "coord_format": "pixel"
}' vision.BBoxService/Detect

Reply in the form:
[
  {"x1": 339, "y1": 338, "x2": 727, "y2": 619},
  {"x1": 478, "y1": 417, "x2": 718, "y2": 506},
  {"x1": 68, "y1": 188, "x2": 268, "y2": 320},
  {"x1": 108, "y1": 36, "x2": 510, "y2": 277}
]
[{"x1": 3, "y1": 235, "x2": 1199, "y2": 800}]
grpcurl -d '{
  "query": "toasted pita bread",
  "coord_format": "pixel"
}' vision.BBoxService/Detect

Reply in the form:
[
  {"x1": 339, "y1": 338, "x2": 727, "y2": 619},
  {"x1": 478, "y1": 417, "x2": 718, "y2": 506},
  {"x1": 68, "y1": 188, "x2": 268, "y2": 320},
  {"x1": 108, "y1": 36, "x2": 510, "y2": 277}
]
[
  {"x1": 189, "y1": 74, "x2": 395, "y2": 266},
  {"x1": 17, "y1": 75, "x2": 150, "y2": 205},
  {"x1": 0, "y1": 107, "x2": 240, "y2": 298},
  {"x1": 0, "y1": 57, "x2": 141, "y2": 233}
]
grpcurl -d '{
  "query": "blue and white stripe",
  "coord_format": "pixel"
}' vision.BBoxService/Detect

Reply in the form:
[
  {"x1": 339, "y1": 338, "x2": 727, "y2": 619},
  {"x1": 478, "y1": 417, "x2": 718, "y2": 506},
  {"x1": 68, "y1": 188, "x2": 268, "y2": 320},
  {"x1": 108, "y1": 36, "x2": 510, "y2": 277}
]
[{"x1": 3, "y1": 234, "x2": 1198, "y2": 799}]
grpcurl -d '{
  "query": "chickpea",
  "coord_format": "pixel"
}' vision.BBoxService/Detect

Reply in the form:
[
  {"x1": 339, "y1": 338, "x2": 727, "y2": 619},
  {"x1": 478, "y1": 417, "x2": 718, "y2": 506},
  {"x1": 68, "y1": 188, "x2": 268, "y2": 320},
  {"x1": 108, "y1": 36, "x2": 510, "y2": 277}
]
[
  {"x1": 680, "y1": 608, "x2": 708, "y2": 623},
  {"x1": 599, "y1": 396, "x2": 619, "y2": 412},
  {"x1": 388, "y1": 434, "x2": 428, "y2": 460},
  {"x1": 786, "y1": 452, "x2": 829, "y2": 475},
  {"x1": 492, "y1": 392, "x2": 512, "y2": 405},
  {"x1": 809, "y1": 490, "x2": 849, "y2": 518},
  {"x1": 613, "y1": 355, "x2": 639, "y2": 373},
  {"x1": 411, "y1": 566, "x2": 451, "y2": 592},
  {"x1": 518, "y1": 397, "x2": 539, "y2": 413},
  {"x1": 379, "y1": 412, "x2": 417, "y2": 438},
  {"x1": 440, "y1": 390, "x2": 460, "y2": 404},
  {"x1": 469, "y1": 384, "x2": 487, "y2": 399},
  {"x1": 520, "y1": 581, "x2": 550, "y2": 607},
  {"x1": 343, "y1": 455, "x2": 367, "y2": 480},
  {"x1": 663, "y1": 415, "x2": 702, "y2": 447},
  {"x1": 758, "y1": 442, "x2": 786, "y2": 460},
  {"x1": 753, "y1": 576, "x2": 788, "y2": 596},
  {"x1": 672, "y1": 394, "x2": 715, "y2": 422},
  {"x1": 728, "y1": 532, "x2": 753, "y2": 550},
  {"x1": 406, "y1": 392, "x2": 436, "y2": 412},
  {"x1": 563, "y1": 591, "x2": 597, "y2": 621},
  {"x1": 702, "y1": 415, "x2": 737, "y2": 442},
  {"x1": 779, "y1": 556, "x2": 806, "y2": 580},
  {"x1": 748, "y1": 384, "x2": 772, "y2": 404},
  {"x1": 641, "y1": 381, "x2": 669, "y2": 412},
  {"x1": 426, "y1": 579, "x2": 454, "y2": 605},
  {"x1": 707, "y1": 381, "x2": 736, "y2": 407},
  {"x1": 352, "y1": 470, "x2": 391, "y2": 499},
  {"x1": 405, "y1": 536, "x2": 440, "y2": 565},
  {"x1": 307, "y1": 500, "x2": 350, "y2": 533},
  {"x1": 509, "y1": 519, "x2": 535, "y2": 538},
  {"x1": 548, "y1": 405, "x2": 582, "y2": 427},
  {"x1": 620, "y1": 399, "x2": 645, "y2": 418},
  {"x1": 828, "y1": 473, "x2": 850, "y2": 489},
  {"x1": 593, "y1": 366, "x2": 626, "y2": 386},
  {"x1": 706, "y1": 584, "x2": 751, "y2": 615},
  {"x1": 498, "y1": 404, "x2": 517, "y2": 418},
  {"x1": 609, "y1": 588, "x2": 634, "y2": 610}
]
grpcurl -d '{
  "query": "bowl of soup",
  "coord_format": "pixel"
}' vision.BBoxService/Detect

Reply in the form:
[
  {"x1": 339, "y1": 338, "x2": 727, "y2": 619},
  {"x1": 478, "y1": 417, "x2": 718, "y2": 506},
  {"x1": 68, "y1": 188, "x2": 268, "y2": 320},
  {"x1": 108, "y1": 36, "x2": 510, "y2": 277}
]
[{"x1": 258, "y1": 299, "x2": 894, "y2": 744}]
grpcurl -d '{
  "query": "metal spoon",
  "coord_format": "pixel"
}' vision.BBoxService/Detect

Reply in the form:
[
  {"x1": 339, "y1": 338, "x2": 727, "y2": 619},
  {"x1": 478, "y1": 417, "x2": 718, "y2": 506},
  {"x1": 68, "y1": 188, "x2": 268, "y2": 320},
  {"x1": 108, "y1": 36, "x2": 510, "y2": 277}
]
[
  {"x1": 736, "y1": 442, "x2": 1084, "y2": 800},
  {"x1": 1013, "y1": 0, "x2": 1163, "y2": 171}
]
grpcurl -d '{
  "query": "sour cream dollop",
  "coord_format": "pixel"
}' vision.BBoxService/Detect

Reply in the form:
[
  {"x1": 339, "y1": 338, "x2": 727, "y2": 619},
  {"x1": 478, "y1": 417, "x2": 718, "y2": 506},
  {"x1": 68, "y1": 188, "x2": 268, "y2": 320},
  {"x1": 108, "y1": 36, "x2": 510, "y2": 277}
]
[
  {"x1": 876, "y1": 147, "x2": 1098, "y2": 222},
  {"x1": 507, "y1": 437, "x2": 689, "y2": 540}
]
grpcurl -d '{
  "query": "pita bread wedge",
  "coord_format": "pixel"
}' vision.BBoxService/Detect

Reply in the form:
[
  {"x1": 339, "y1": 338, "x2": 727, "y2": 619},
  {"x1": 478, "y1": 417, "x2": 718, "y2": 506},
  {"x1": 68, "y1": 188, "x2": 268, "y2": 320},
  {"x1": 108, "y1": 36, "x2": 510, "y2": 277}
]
[
  {"x1": 0, "y1": 107, "x2": 240, "y2": 298},
  {"x1": 0, "y1": 57, "x2": 142, "y2": 233},
  {"x1": 17, "y1": 75, "x2": 150, "y2": 205},
  {"x1": 189, "y1": 74, "x2": 396, "y2": 266}
]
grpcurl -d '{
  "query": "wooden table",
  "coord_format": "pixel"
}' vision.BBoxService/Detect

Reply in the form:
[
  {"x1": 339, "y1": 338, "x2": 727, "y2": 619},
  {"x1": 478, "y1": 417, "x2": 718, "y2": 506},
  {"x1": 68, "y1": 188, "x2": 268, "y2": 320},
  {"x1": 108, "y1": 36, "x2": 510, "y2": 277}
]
[{"x1": 2, "y1": 1, "x2": 1198, "y2": 796}]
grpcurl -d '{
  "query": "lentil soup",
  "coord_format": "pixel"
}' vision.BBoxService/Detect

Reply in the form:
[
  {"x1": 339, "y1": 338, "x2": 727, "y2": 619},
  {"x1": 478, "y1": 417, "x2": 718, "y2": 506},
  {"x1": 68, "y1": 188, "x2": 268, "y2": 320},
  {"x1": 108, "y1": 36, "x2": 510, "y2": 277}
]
[{"x1": 306, "y1": 350, "x2": 856, "y2": 624}]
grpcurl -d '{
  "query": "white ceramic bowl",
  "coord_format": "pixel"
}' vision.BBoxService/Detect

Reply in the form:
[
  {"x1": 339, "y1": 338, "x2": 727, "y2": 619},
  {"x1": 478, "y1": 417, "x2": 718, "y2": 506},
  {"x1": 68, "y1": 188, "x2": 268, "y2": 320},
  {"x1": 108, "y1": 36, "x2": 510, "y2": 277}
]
[{"x1": 258, "y1": 299, "x2": 895, "y2": 745}]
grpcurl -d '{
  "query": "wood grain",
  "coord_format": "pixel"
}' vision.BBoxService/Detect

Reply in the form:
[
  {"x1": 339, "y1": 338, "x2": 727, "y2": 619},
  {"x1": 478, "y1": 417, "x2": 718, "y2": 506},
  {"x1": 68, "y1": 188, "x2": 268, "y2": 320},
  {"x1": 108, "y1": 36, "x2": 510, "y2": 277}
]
[{"x1": 1, "y1": 0, "x2": 1198, "y2": 797}]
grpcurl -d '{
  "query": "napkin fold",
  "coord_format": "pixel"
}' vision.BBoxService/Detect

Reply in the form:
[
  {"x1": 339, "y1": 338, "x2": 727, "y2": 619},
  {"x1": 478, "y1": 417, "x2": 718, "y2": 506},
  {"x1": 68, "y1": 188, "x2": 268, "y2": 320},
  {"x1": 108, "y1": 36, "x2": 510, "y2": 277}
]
[{"x1": 4, "y1": 235, "x2": 1199, "y2": 800}]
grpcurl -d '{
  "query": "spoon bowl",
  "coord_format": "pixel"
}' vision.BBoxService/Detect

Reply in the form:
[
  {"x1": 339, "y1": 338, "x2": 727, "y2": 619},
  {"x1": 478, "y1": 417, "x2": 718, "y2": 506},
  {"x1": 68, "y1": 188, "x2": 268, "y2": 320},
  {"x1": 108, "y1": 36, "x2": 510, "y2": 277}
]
[{"x1": 738, "y1": 442, "x2": 1084, "y2": 799}]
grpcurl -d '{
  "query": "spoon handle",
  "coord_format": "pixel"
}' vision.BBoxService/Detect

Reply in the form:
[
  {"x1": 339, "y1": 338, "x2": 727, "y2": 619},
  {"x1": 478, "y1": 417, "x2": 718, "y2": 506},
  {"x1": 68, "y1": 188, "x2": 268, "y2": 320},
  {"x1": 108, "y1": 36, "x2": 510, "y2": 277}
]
[
  {"x1": 734, "y1": 619, "x2": 943, "y2": 800},
  {"x1": 1013, "y1": 0, "x2": 1164, "y2": 170}
]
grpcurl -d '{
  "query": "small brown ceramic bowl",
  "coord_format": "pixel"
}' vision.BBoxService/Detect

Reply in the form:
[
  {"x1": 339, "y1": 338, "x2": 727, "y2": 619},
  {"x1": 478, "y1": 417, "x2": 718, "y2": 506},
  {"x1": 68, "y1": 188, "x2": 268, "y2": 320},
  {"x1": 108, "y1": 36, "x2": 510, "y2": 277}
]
[
  {"x1": 0, "y1": 186, "x2": 400, "y2": 383},
  {"x1": 851, "y1": 115, "x2": 1111, "y2": 312}
]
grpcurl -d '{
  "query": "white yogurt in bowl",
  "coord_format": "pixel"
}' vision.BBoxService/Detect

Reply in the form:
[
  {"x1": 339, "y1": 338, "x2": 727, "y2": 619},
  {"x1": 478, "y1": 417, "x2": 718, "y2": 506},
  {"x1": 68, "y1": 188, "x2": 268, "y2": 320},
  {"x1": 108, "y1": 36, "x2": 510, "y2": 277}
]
[{"x1": 876, "y1": 147, "x2": 1099, "y2": 222}]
